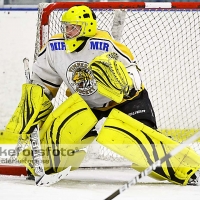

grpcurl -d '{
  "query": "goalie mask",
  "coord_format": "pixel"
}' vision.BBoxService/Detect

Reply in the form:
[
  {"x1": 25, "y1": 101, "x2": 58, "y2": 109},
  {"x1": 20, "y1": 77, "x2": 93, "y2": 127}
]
[{"x1": 61, "y1": 5, "x2": 97, "y2": 53}]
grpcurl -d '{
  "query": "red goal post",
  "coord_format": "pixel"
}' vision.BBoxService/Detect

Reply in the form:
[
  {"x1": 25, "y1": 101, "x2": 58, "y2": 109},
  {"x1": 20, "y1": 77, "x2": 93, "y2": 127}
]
[{"x1": 34, "y1": 2, "x2": 200, "y2": 165}]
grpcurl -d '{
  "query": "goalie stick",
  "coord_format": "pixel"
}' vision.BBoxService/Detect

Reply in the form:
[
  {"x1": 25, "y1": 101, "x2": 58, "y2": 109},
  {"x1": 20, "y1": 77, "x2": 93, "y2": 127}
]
[
  {"x1": 23, "y1": 58, "x2": 45, "y2": 179},
  {"x1": 104, "y1": 131, "x2": 200, "y2": 200},
  {"x1": 22, "y1": 58, "x2": 71, "y2": 186}
]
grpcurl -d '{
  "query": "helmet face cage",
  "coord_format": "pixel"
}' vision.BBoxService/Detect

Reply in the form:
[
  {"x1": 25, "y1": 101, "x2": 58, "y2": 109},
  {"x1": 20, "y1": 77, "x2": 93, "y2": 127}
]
[{"x1": 61, "y1": 22, "x2": 85, "y2": 40}]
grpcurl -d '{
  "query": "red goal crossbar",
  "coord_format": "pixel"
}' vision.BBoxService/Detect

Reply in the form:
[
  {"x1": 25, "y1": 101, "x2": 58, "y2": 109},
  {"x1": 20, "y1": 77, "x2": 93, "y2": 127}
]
[{"x1": 41, "y1": 2, "x2": 200, "y2": 25}]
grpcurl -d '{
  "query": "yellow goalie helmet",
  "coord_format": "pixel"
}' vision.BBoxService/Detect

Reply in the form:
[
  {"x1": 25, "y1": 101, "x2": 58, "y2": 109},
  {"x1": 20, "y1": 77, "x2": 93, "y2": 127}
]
[{"x1": 61, "y1": 5, "x2": 97, "y2": 53}]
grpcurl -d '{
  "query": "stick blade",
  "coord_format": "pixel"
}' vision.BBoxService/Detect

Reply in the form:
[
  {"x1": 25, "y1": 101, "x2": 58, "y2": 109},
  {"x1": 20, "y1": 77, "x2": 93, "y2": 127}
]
[{"x1": 36, "y1": 166, "x2": 71, "y2": 186}]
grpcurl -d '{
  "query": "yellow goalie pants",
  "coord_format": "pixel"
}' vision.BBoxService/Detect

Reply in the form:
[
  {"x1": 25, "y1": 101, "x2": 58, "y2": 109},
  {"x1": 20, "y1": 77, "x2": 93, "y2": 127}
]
[{"x1": 97, "y1": 108, "x2": 200, "y2": 185}]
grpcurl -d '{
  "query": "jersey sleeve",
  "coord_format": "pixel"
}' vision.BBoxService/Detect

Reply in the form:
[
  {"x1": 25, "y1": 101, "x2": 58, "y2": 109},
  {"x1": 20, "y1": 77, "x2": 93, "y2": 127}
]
[{"x1": 31, "y1": 42, "x2": 63, "y2": 98}]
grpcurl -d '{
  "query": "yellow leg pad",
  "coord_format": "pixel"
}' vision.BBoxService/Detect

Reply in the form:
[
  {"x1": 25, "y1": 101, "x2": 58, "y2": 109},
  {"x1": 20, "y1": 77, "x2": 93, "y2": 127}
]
[
  {"x1": 39, "y1": 93, "x2": 97, "y2": 173},
  {"x1": 0, "y1": 130, "x2": 19, "y2": 144},
  {"x1": 64, "y1": 132, "x2": 97, "y2": 171},
  {"x1": 131, "y1": 163, "x2": 168, "y2": 181},
  {"x1": 40, "y1": 92, "x2": 97, "y2": 143},
  {"x1": 97, "y1": 108, "x2": 200, "y2": 185},
  {"x1": 17, "y1": 147, "x2": 35, "y2": 175},
  {"x1": 17, "y1": 145, "x2": 88, "y2": 175},
  {"x1": 61, "y1": 149, "x2": 86, "y2": 171}
]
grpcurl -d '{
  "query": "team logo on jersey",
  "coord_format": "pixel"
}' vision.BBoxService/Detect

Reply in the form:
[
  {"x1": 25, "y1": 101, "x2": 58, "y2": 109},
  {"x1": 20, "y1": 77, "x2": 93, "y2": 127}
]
[{"x1": 67, "y1": 61, "x2": 97, "y2": 95}]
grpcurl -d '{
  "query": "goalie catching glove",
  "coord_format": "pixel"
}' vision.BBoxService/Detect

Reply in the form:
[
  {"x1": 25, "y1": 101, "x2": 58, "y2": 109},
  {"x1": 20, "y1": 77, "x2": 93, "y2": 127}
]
[
  {"x1": 5, "y1": 83, "x2": 53, "y2": 139},
  {"x1": 88, "y1": 52, "x2": 133, "y2": 103}
]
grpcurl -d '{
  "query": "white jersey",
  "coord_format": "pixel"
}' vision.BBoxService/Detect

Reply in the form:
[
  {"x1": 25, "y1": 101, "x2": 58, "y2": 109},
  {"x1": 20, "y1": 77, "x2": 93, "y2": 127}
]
[{"x1": 32, "y1": 30, "x2": 142, "y2": 108}]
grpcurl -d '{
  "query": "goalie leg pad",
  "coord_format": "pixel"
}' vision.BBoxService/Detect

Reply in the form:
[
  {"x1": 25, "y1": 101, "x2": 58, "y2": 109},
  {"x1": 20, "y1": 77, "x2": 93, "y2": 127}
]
[
  {"x1": 17, "y1": 147, "x2": 35, "y2": 175},
  {"x1": 5, "y1": 83, "x2": 53, "y2": 138},
  {"x1": 39, "y1": 93, "x2": 97, "y2": 173},
  {"x1": 0, "y1": 130, "x2": 19, "y2": 144},
  {"x1": 97, "y1": 108, "x2": 200, "y2": 185}
]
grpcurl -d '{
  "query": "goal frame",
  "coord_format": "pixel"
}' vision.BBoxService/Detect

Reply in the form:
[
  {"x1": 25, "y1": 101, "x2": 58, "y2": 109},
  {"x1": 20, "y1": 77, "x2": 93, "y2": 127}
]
[{"x1": 38, "y1": 2, "x2": 200, "y2": 52}]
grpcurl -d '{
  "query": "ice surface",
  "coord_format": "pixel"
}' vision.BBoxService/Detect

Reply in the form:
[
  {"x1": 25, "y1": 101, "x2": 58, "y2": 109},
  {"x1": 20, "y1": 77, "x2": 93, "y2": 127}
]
[{"x1": 1, "y1": 168, "x2": 199, "y2": 200}]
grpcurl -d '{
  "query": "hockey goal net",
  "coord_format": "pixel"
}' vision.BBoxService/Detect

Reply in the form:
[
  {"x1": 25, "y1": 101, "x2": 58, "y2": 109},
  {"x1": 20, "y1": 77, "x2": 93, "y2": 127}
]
[{"x1": 33, "y1": 2, "x2": 200, "y2": 167}]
